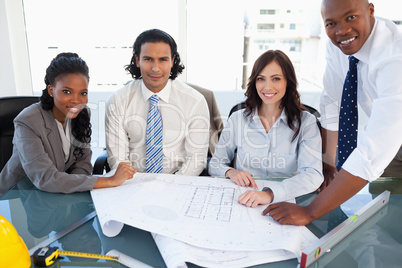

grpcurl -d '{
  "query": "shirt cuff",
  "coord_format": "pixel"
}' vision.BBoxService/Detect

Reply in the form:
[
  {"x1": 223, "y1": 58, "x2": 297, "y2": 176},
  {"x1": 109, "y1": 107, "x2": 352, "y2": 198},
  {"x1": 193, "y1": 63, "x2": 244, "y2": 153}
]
[{"x1": 267, "y1": 184, "x2": 286, "y2": 203}]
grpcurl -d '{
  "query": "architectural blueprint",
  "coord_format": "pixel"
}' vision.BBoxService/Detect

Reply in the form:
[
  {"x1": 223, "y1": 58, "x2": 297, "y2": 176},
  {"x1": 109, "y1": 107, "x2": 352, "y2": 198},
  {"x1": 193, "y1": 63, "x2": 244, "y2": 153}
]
[
  {"x1": 91, "y1": 172, "x2": 317, "y2": 262},
  {"x1": 152, "y1": 230, "x2": 318, "y2": 268}
]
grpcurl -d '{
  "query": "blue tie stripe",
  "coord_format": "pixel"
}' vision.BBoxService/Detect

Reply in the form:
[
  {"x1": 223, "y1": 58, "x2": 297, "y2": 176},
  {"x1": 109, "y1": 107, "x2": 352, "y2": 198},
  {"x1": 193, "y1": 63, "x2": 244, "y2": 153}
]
[
  {"x1": 146, "y1": 95, "x2": 163, "y2": 173},
  {"x1": 147, "y1": 156, "x2": 163, "y2": 173},
  {"x1": 147, "y1": 109, "x2": 161, "y2": 123},
  {"x1": 337, "y1": 56, "x2": 359, "y2": 171},
  {"x1": 146, "y1": 117, "x2": 162, "y2": 133},
  {"x1": 146, "y1": 142, "x2": 163, "y2": 158},
  {"x1": 146, "y1": 127, "x2": 163, "y2": 147}
]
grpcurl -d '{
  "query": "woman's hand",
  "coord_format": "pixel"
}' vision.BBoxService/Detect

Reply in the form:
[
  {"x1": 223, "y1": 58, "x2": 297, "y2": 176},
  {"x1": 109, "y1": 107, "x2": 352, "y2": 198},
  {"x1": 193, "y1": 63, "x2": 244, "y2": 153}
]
[
  {"x1": 108, "y1": 162, "x2": 137, "y2": 187},
  {"x1": 238, "y1": 190, "x2": 273, "y2": 208},
  {"x1": 225, "y1": 169, "x2": 258, "y2": 189},
  {"x1": 94, "y1": 162, "x2": 137, "y2": 189}
]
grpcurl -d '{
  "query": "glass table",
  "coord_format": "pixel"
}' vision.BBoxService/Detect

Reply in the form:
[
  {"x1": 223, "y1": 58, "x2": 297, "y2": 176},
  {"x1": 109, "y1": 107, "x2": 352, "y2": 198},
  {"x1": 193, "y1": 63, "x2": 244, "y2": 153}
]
[{"x1": 1, "y1": 177, "x2": 401, "y2": 268}]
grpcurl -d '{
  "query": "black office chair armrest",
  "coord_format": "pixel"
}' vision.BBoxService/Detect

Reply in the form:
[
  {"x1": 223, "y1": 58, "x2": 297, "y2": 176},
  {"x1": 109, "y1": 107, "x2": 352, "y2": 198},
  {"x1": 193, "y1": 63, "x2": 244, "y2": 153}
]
[{"x1": 93, "y1": 149, "x2": 110, "y2": 175}]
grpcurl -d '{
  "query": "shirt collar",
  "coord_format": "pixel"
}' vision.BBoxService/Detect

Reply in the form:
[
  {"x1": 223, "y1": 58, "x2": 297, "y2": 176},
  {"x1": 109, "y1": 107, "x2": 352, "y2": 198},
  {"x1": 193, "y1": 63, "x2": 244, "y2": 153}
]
[
  {"x1": 141, "y1": 79, "x2": 172, "y2": 103},
  {"x1": 250, "y1": 107, "x2": 287, "y2": 126},
  {"x1": 353, "y1": 17, "x2": 378, "y2": 64}
]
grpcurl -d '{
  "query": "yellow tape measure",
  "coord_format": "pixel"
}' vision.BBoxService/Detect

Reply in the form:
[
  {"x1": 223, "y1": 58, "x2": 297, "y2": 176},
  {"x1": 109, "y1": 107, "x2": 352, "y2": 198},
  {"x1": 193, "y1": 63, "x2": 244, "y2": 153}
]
[{"x1": 33, "y1": 246, "x2": 118, "y2": 267}]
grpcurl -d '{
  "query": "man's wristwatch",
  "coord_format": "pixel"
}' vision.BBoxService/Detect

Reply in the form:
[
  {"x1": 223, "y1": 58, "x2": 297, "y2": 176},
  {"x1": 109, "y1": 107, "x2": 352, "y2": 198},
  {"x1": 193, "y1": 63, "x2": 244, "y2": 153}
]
[
  {"x1": 262, "y1": 187, "x2": 274, "y2": 201},
  {"x1": 262, "y1": 187, "x2": 271, "y2": 192}
]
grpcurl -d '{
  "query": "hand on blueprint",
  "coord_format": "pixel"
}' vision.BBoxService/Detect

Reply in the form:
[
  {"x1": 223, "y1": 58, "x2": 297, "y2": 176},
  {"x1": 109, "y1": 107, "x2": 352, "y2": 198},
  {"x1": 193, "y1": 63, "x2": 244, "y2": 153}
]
[
  {"x1": 262, "y1": 202, "x2": 312, "y2": 225},
  {"x1": 104, "y1": 162, "x2": 136, "y2": 187},
  {"x1": 238, "y1": 190, "x2": 273, "y2": 208},
  {"x1": 225, "y1": 169, "x2": 258, "y2": 189}
]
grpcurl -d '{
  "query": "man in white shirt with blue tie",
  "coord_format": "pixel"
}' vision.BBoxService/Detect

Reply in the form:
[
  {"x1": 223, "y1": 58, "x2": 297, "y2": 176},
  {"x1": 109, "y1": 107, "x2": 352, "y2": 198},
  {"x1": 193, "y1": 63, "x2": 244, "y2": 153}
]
[
  {"x1": 264, "y1": 0, "x2": 402, "y2": 225},
  {"x1": 106, "y1": 29, "x2": 210, "y2": 176}
]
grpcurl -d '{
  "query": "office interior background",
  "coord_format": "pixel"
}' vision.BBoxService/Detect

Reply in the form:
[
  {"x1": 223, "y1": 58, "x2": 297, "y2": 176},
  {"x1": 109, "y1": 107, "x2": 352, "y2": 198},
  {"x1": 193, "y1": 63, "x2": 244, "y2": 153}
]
[{"x1": 1, "y1": 0, "x2": 401, "y2": 162}]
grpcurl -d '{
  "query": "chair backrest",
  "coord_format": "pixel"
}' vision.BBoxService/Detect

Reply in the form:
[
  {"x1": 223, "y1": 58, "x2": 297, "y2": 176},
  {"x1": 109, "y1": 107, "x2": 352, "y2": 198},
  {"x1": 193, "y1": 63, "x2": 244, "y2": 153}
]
[
  {"x1": 302, "y1": 103, "x2": 322, "y2": 131},
  {"x1": 228, "y1": 101, "x2": 246, "y2": 118},
  {"x1": 0, "y1": 96, "x2": 40, "y2": 171},
  {"x1": 185, "y1": 82, "x2": 224, "y2": 157}
]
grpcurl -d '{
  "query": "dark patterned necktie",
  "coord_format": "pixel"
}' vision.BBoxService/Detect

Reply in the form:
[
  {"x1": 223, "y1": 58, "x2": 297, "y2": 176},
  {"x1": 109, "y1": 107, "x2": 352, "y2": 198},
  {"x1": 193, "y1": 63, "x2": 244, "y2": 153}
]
[{"x1": 337, "y1": 56, "x2": 359, "y2": 171}]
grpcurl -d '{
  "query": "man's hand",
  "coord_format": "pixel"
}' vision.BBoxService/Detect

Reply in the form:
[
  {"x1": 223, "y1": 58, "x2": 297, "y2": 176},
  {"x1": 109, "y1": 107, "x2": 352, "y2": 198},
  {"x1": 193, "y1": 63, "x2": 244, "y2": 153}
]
[
  {"x1": 318, "y1": 162, "x2": 338, "y2": 192},
  {"x1": 225, "y1": 169, "x2": 258, "y2": 189},
  {"x1": 262, "y1": 202, "x2": 314, "y2": 226},
  {"x1": 264, "y1": 169, "x2": 368, "y2": 226}
]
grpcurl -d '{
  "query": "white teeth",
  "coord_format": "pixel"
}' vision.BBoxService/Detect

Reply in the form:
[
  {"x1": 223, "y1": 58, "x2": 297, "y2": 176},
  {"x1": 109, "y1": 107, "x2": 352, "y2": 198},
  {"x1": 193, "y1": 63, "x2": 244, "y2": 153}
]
[
  {"x1": 69, "y1": 107, "x2": 80, "y2": 112},
  {"x1": 264, "y1": 93, "x2": 275, "y2": 97},
  {"x1": 341, "y1": 37, "x2": 355, "y2": 45}
]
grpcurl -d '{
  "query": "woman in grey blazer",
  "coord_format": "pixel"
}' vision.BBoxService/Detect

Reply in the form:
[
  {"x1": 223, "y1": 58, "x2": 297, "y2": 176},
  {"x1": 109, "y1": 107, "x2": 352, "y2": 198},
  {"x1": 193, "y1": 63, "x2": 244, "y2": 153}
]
[{"x1": 0, "y1": 53, "x2": 135, "y2": 195}]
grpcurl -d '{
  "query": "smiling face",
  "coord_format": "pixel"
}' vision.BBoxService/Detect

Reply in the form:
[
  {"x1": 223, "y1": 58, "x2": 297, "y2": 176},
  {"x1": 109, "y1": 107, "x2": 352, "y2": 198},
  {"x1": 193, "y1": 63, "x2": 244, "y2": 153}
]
[
  {"x1": 256, "y1": 61, "x2": 287, "y2": 109},
  {"x1": 135, "y1": 42, "x2": 174, "y2": 93},
  {"x1": 321, "y1": 0, "x2": 375, "y2": 55},
  {"x1": 48, "y1": 73, "x2": 89, "y2": 124}
]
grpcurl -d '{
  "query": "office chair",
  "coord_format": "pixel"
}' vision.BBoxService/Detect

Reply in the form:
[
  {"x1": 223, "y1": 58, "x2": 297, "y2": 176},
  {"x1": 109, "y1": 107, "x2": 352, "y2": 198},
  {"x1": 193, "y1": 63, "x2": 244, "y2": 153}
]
[
  {"x1": 0, "y1": 96, "x2": 40, "y2": 171},
  {"x1": 93, "y1": 149, "x2": 110, "y2": 175},
  {"x1": 92, "y1": 83, "x2": 223, "y2": 176}
]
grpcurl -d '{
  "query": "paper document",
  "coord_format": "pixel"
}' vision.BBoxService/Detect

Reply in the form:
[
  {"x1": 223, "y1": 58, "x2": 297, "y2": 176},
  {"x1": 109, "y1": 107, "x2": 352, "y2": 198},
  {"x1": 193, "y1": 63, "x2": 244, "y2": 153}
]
[
  {"x1": 152, "y1": 229, "x2": 318, "y2": 268},
  {"x1": 91, "y1": 173, "x2": 317, "y2": 264}
]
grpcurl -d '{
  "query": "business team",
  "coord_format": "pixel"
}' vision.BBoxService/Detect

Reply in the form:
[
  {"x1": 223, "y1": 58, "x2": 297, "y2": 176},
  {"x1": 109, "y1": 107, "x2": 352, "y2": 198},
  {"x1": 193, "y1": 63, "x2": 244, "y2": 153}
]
[{"x1": 1, "y1": 0, "x2": 401, "y2": 228}]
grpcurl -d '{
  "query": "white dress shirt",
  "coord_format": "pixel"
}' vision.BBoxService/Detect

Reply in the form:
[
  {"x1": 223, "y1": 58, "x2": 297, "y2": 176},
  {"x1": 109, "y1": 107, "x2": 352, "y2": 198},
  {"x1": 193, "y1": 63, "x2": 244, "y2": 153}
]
[
  {"x1": 55, "y1": 119, "x2": 71, "y2": 162},
  {"x1": 320, "y1": 17, "x2": 402, "y2": 181},
  {"x1": 209, "y1": 109, "x2": 323, "y2": 203},
  {"x1": 105, "y1": 79, "x2": 210, "y2": 176}
]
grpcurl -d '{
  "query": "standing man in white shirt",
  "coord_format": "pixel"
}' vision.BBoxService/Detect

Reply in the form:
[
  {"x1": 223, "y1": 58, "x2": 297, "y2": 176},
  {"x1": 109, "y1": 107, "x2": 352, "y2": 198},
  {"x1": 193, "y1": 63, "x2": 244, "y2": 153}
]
[
  {"x1": 106, "y1": 29, "x2": 210, "y2": 176},
  {"x1": 263, "y1": 0, "x2": 402, "y2": 225}
]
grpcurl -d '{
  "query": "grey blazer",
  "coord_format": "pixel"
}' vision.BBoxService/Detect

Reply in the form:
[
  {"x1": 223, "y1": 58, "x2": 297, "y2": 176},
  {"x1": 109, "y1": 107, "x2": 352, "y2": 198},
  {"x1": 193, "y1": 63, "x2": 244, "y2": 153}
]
[{"x1": 0, "y1": 103, "x2": 98, "y2": 195}]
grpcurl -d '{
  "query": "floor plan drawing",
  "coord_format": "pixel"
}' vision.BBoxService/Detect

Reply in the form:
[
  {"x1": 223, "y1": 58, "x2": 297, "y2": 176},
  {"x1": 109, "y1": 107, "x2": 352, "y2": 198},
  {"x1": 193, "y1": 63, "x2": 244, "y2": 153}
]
[
  {"x1": 91, "y1": 172, "x2": 310, "y2": 256},
  {"x1": 184, "y1": 186, "x2": 235, "y2": 222}
]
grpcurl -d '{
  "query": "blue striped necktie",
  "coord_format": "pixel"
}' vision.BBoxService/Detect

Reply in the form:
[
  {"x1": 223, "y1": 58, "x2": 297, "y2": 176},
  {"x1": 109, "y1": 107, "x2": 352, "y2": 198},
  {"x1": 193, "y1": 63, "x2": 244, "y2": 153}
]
[
  {"x1": 146, "y1": 95, "x2": 163, "y2": 173},
  {"x1": 337, "y1": 56, "x2": 359, "y2": 171}
]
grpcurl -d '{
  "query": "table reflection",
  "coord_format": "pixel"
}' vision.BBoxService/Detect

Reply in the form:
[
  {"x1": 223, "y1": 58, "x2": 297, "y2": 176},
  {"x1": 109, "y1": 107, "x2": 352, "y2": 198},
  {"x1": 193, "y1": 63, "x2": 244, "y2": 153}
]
[{"x1": 1, "y1": 177, "x2": 401, "y2": 268}]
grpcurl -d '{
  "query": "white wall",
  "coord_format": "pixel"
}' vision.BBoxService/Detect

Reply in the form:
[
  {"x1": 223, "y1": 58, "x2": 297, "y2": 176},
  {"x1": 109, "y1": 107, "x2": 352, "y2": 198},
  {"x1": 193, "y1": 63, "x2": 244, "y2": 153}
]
[{"x1": 0, "y1": 0, "x2": 32, "y2": 97}]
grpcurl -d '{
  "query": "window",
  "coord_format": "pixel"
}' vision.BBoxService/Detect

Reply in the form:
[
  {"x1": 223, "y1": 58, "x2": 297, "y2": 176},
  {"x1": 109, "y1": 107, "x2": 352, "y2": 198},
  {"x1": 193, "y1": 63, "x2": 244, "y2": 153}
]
[
  {"x1": 19, "y1": 0, "x2": 402, "y2": 96},
  {"x1": 20, "y1": 0, "x2": 402, "y2": 158},
  {"x1": 24, "y1": 0, "x2": 328, "y2": 94},
  {"x1": 257, "y1": 23, "x2": 275, "y2": 30},
  {"x1": 260, "y1": 9, "x2": 276, "y2": 15},
  {"x1": 23, "y1": 0, "x2": 181, "y2": 94}
]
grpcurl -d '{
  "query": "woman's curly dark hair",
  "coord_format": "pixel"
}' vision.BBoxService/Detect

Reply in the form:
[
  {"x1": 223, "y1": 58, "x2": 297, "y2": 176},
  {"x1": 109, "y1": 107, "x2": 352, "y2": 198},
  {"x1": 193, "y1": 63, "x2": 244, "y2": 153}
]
[
  {"x1": 125, "y1": 29, "x2": 184, "y2": 80},
  {"x1": 40, "y1": 52, "x2": 92, "y2": 160},
  {"x1": 244, "y1": 50, "x2": 304, "y2": 141}
]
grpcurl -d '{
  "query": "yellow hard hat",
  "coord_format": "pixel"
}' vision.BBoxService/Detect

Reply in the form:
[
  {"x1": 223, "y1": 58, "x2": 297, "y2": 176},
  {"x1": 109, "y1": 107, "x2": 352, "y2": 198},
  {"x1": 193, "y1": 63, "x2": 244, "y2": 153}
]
[{"x1": 0, "y1": 214, "x2": 31, "y2": 268}]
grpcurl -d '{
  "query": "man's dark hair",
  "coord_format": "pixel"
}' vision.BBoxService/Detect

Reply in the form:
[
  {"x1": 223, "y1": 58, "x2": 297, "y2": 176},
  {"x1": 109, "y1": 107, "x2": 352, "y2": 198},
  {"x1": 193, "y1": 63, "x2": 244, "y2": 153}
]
[{"x1": 125, "y1": 29, "x2": 185, "y2": 80}]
